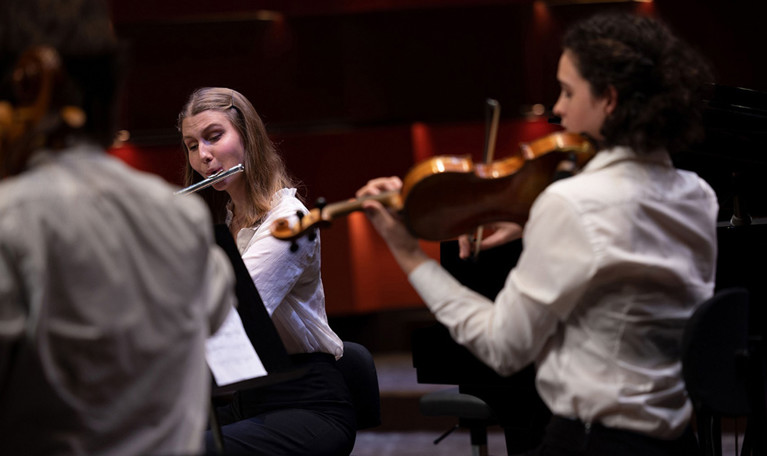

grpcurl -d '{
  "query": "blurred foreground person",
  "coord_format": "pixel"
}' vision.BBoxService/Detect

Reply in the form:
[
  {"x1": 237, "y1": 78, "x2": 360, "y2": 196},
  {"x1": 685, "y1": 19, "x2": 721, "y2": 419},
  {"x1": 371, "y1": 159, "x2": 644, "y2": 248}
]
[{"x1": 0, "y1": 0, "x2": 235, "y2": 454}]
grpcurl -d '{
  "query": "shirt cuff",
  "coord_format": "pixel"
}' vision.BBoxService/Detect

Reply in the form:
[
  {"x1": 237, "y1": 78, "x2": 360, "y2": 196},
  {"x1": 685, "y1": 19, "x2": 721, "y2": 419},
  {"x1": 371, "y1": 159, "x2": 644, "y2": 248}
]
[{"x1": 408, "y1": 259, "x2": 466, "y2": 312}]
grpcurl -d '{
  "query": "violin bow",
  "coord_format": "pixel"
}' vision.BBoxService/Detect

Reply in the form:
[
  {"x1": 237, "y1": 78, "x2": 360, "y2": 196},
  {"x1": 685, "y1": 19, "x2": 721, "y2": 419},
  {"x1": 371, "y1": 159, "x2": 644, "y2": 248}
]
[{"x1": 473, "y1": 98, "x2": 501, "y2": 260}]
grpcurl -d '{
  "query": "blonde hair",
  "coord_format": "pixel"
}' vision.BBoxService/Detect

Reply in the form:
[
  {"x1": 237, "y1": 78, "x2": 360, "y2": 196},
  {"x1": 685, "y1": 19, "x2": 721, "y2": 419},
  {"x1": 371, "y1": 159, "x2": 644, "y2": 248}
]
[{"x1": 178, "y1": 87, "x2": 297, "y2": 225}]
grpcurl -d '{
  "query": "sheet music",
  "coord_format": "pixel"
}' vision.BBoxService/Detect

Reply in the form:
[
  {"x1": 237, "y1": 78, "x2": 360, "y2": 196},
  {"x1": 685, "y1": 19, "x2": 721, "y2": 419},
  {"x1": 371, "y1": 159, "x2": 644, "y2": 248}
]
[{"x1": 206, "y1": 306, "x2": 267, "y2": 386}]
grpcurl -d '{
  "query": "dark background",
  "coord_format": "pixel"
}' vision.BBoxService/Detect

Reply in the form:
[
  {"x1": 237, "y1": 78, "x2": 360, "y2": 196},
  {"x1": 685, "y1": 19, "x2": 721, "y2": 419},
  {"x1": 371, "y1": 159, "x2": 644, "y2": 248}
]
[{"x1": 110, "y1": 0, "x2": 766, "y2": 132}]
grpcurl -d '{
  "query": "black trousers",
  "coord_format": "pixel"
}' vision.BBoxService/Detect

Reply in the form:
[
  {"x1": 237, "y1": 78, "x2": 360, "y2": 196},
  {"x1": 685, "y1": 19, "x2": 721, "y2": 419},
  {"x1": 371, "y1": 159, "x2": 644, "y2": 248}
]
[
  {"x1": 206, "y1": 353, "x2": 356, "y2": 456},
  {"x1": 522, "y1": 415, "x2": 700, "y2": 456}
]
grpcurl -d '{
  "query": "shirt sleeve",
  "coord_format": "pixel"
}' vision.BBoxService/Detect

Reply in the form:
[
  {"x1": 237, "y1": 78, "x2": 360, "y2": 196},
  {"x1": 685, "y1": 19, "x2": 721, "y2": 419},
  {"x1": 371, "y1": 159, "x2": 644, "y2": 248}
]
[
  {"x1": 240, "y1": 196, "x2": 319, "y2": 316},
  {"x1": 408, "y1": 190, "x2": 598, "y2": 376},
  {"x1": 0, "y1": 229, "x2": 25, "y2": 386},
  {"x1": 512, "y1": 190, "x2": 598, "y2": 319}
]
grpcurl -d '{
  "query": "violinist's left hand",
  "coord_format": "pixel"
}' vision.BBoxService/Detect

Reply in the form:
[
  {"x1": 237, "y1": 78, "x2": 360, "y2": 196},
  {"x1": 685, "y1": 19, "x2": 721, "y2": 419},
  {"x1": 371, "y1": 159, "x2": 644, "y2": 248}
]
[{"x1": 356, "y1": 176, "x2": 430, "y2": 274}]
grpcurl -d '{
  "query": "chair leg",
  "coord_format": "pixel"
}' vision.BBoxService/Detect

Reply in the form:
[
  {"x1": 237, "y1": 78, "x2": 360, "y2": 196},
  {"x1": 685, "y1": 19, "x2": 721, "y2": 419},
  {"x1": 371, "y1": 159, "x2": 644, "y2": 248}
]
[
  {"x1": 711, "y1": 418, "x2": 722, "y2": 456},
  {"x1": 467, "y1": 422, "x2": 489, "y2": 456},
  {"x1": 470, "y1": 443, "x2": 489, "y2": 456},
  {"x1": 696, "y1": 412, "x2": 722, "y2": 456}
]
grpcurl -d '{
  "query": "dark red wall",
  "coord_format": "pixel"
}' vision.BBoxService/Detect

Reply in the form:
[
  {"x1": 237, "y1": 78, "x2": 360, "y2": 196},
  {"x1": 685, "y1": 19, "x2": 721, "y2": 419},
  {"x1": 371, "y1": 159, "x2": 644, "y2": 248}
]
[{"x1": 106, "y1": 0, "x2": 767, "y2": 315}]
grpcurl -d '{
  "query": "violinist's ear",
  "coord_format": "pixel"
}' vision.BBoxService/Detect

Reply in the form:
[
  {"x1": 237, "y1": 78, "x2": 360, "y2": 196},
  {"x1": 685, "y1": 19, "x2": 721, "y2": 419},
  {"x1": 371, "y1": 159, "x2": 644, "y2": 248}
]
[{"x1": 603, "y1": 85, "x2": 618, "y2": 116}]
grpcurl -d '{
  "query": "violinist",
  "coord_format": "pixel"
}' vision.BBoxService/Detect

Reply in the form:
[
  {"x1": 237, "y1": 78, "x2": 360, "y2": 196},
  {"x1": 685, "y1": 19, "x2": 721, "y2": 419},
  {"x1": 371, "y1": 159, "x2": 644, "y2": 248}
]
[
  {"x1": 178, "y1": 87, "x2": 356, "y2": 456},
  {"x1": 357, "y1": 12, "x2": 716, "y2": 456},
  {"x1": 0, "y1": 0, "x2": 235, "y2": 454}
]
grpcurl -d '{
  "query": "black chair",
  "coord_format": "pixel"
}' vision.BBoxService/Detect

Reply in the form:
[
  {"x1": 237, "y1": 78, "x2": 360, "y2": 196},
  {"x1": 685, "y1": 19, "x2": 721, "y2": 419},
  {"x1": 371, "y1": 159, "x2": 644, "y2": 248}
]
[
  {"x1": 337, "y1": 341, "x2": 382, "y2": 430},
  {"x1": 681, "y1": 287, "x2": 764, "y2": 456},
  {"x1": 419, "y1": 387, "x2": 498, "y2": 456}
]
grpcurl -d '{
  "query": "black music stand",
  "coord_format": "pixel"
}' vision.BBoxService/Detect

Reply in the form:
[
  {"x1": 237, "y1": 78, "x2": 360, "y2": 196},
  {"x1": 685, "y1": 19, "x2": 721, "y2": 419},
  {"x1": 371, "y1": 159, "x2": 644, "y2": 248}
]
[{"x1": 208, "y1": 225, "x2": 307, "y2": 452}]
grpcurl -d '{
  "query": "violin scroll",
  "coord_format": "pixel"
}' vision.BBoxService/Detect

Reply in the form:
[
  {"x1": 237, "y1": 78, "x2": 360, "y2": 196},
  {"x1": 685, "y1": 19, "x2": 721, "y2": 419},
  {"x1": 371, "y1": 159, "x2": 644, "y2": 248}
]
[{"x1": 270, "y1": 207, "x2": 328, "y2": 243}]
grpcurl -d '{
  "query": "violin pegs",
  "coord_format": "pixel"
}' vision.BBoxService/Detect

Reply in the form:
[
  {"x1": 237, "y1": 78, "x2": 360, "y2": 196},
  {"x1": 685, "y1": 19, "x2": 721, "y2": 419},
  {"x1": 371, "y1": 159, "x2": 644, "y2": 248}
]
[
  {"x1": 294, "y1": 210, "x2": 306, "y2": 231},
  {"x1": 290, "y1": 240, "x2": 299, "y2": 252},
  {"x1": 308, "y1": 199, "x2": 326, "y2": 241}
]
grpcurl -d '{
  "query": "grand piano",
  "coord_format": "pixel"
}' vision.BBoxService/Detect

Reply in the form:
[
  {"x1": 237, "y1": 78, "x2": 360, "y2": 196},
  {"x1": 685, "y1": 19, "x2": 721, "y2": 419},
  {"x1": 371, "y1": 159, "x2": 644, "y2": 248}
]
[{"x1": 411, "y1": 83, "x2": 767, "y2": 453}]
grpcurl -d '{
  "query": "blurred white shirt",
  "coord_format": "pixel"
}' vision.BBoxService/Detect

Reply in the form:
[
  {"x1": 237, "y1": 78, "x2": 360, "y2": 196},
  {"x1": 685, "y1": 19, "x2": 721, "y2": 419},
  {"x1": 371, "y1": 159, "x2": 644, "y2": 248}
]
[{"x1": 0, "y1": 144, "x2": 235, "y2": 455}]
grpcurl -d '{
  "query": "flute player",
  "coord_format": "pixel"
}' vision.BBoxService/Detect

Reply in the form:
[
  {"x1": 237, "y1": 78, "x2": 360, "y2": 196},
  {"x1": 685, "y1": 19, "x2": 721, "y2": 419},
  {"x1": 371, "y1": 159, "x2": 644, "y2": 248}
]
[{"x1": 178, "y1": 87, "x2": 356, "y2": 456}]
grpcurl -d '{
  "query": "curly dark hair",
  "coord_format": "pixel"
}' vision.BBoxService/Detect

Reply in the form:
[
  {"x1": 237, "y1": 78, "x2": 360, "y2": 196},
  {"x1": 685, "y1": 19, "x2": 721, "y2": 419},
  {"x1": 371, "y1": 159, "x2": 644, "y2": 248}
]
[{"x1": 563, "y1": 13, "x2": 713, "y2": 154}]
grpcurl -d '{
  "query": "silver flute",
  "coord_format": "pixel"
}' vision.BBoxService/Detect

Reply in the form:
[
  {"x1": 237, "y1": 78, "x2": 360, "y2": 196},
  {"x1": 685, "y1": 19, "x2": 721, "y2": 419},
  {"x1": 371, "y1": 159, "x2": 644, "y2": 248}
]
[{"x1": 174, "y1": 164, "x2": 245, "y2": 195}]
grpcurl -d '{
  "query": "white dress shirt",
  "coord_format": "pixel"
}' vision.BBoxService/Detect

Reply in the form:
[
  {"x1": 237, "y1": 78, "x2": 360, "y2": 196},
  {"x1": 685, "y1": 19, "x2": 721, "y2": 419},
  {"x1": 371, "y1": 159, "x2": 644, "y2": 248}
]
[
  {"x1": 0, "y1": 144, "x2": 235, "y2": 455},
  {"x1": 409, "y1": 146, "x2": 718, "y2": 438},
  {"x1": 231, "y1": 188, "x2": 343, "y2": 359}
]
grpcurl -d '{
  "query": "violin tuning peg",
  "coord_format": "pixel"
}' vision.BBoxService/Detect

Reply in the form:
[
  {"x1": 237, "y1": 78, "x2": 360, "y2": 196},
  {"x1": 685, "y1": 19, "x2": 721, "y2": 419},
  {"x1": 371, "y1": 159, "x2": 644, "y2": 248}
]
[
  {"x1": 315, "y1": 197, "x2": 327, "y2": 211},
  {"x1": 290, "y1": 240, "x2": 299, "y2": 253},
  {"x1": 307, "y1": 229, "x2": 317, "y2": 242}
]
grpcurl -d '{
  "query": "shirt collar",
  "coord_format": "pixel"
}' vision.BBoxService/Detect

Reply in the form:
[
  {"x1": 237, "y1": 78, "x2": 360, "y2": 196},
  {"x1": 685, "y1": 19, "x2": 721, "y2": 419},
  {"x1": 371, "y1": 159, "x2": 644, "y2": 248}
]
[
  {"x1": 26, "y1": 141, "x2": 103, "y2": 169},
  {"x1": 582, "y1": 146, "x2": 673, "y2": 174},
  {"x1": 226, "y1": 187, "x2": 297, "y2": 227}
]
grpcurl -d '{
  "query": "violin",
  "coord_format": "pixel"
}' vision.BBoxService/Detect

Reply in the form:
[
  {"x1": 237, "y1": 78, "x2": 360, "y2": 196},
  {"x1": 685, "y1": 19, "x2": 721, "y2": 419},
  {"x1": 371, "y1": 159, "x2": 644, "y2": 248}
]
[{"x1": 270, "y1": 131, "x2": 595, "y2": 242}]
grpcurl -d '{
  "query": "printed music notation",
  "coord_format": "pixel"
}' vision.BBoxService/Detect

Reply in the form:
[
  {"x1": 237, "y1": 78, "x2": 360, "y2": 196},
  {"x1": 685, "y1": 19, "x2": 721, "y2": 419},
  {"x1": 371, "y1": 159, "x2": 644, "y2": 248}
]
[{"x1": 205, "y1": 306, "x2": 267, "y2": 386}]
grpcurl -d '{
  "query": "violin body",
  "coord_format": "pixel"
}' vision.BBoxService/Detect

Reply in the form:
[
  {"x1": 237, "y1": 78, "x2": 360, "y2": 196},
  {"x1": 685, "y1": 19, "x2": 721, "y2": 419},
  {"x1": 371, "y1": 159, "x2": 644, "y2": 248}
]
[
  {"x1": 401, "y1": 132, "x2": 594, "y2": 240},
  {"x1": 270, "y1": 131, "x2": 595, "y2": 242}
]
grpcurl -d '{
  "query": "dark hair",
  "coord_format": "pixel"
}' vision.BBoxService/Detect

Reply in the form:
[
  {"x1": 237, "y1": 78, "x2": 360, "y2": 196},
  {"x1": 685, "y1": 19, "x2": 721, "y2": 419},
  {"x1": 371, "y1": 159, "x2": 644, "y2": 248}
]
[
  {"x1": 0, "y1": 0, "x2": 124, "y2": 147},
  {"x1": 563, "y1": 13, "x2": 713, "y2": 154}
]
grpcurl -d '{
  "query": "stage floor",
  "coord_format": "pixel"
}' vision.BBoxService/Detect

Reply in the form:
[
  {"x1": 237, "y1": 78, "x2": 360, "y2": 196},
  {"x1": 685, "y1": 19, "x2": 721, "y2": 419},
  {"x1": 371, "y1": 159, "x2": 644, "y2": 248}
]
[{"x1": 356, "y1": 351, "x2": 742, "y2": 456}]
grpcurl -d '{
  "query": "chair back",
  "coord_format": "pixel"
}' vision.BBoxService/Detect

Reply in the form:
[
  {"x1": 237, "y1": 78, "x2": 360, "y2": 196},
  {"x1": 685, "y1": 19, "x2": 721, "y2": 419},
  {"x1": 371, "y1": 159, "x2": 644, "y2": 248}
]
[
  {"x1": 681, "y1": 287, "x2": 751, "y2": 417},
  {"x1": 337, "y1": 341, "x2": 381, "y2": 430}
]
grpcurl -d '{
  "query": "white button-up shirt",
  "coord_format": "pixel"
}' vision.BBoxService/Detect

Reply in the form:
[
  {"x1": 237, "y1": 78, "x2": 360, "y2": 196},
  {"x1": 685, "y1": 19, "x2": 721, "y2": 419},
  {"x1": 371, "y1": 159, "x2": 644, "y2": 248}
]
[
  {"x1": 409, "y1": 146, "x2": 718, "y2": 438},
  {"x1": 0, "y1": 145, "x2": 235, "y2": 455},
  {"x1": 231, "y1": 188, "x2": 343, "y2": 359}
]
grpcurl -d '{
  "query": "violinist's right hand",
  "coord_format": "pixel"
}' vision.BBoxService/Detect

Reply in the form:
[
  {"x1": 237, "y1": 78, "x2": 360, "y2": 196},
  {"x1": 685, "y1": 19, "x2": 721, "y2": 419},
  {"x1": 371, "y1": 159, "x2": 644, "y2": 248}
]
[
  {"x1": 457, "y1": 222, "x2": 524, "y2": 259},
  {"x1": 356, "y1": 176, "x2": 430, "y2": 274}
]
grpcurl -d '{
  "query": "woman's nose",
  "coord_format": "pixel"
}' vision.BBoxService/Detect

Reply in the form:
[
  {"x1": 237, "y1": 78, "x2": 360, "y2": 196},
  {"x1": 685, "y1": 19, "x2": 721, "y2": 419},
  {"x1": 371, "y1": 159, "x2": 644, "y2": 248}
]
[
  {"x1": 198, "y1": 144, "x2": 213, "y2": 163},
  {"x1": 552, "y1": 96, "x2": 564, "y2": 118}
]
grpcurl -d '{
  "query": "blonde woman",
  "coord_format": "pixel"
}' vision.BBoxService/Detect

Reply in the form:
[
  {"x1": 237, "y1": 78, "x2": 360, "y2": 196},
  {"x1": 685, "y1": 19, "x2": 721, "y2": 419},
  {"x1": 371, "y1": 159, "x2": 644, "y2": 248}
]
[{"x1": 179, "y1": 87, "x2": 355, "y2": 456}]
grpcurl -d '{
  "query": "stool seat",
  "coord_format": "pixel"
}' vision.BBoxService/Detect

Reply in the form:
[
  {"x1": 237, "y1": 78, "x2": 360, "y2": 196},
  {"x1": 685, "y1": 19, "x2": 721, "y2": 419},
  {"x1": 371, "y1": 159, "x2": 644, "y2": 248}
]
[
  {"x1": 420, "y1": 387, "x2": 496, "y2": 421},
  {"x1": 420, "y1": 387, "x2": 498, "y2": 456}
]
